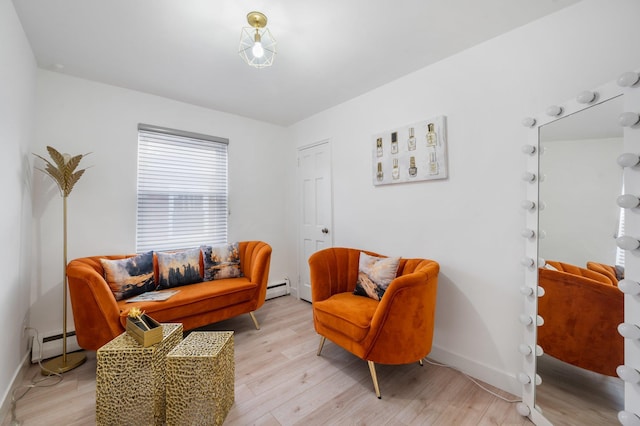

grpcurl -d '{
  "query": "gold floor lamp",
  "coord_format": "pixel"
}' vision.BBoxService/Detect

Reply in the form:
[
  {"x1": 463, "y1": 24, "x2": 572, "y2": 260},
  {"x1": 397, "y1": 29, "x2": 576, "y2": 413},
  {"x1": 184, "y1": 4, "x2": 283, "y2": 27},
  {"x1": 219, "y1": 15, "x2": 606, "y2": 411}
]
[{"x1": 34, "y1": 146, "x2": 90, "y2": 374}]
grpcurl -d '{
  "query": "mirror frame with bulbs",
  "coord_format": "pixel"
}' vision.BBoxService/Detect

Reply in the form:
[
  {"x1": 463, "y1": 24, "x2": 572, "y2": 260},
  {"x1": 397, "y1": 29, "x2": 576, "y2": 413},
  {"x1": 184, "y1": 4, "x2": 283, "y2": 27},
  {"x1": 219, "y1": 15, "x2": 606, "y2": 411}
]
[{"x1": 518, "y1": 70, "x2": 640, "y2": 426}]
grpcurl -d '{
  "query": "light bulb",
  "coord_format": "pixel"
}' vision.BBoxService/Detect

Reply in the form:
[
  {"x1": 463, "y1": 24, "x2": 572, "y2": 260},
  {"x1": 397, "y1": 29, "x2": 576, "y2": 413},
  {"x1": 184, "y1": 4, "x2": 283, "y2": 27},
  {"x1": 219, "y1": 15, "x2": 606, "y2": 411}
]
[{"x1": 252, "y1": 41, "x2": 264, "y2": 58}]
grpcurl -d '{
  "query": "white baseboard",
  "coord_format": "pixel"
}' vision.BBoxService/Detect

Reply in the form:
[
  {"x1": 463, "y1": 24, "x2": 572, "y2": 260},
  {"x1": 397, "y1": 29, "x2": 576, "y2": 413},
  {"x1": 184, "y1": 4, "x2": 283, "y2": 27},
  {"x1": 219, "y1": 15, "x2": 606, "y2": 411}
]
[
  {"x1": 266, "y1": 279, "x2": 290, "y2": 300},
  {"x1": 428, "y1": 344, "x2": 521, "y2": 397},
  {"x1": 0, "y1": 352, "x2": 31, "y2": 425}
]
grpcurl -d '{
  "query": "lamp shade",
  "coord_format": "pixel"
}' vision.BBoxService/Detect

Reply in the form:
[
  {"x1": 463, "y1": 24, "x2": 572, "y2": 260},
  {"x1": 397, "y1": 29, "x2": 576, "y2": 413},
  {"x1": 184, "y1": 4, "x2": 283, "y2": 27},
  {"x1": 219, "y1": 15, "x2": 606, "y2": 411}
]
[{"x1": 239, "y1": 12, "x2": 276, "y2": 69}]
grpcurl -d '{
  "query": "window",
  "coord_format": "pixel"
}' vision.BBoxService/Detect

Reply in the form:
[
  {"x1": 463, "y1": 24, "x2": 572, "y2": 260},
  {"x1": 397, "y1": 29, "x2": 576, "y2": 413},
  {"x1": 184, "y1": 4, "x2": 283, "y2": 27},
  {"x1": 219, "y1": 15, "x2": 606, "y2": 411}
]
[{"x1": 136, "y1": 124, "x2": 228, "y2": 252}]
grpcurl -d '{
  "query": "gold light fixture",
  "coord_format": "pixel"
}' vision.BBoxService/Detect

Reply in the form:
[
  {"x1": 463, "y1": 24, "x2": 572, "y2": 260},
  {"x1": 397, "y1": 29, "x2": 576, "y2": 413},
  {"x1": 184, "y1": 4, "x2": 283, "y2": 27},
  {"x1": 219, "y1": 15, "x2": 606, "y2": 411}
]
[
  {"x1": 34, "y1": 146, "x2": 90, "y2": 374},
  {"x1": 239, "y1": 11, "x2": 276, "y2": 69}
]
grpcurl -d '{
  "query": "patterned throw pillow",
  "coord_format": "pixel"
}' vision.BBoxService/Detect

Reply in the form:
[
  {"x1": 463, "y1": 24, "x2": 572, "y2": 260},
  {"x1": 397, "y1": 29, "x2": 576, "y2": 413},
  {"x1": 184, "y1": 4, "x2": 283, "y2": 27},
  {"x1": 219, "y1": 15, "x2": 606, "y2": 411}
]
[
  {"x1": 156, "y1": 248, "x2": 203, "y2": 289},
  {"x1": 202, "y1": 243, "x2": 243, "y2": 281},
  {"x1": 101, "y1": 251, "x2": 155, "y2": 301},
  {"x1": 353, "y1": 252, "x2": 400, "y2": 301}
]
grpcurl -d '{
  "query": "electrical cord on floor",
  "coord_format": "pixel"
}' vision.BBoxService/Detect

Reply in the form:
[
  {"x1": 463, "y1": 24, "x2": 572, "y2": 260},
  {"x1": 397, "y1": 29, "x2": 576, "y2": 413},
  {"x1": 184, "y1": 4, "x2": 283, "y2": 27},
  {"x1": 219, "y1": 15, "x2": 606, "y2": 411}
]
[
  {"x1": 423, "y1": 357, "x2": 522, "y2": 404},
  {"x1": 9, "y1": 327, "x2": 63, "y2": 426}
]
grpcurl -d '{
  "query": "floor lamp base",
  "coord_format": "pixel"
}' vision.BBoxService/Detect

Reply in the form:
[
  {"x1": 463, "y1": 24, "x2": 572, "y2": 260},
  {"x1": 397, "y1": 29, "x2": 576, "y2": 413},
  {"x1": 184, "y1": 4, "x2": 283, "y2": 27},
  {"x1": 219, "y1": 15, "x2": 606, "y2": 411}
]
[{"x1": 41, "y1": 351, "x2": 86, "y2": 375}]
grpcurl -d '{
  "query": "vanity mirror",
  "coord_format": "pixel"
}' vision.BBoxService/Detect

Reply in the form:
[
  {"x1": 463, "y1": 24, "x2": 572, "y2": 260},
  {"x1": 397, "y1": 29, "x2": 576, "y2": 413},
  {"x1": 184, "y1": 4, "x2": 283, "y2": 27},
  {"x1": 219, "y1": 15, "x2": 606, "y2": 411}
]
[{"x1": 518, "y1": 71, "x2": 640, "y2": 426}]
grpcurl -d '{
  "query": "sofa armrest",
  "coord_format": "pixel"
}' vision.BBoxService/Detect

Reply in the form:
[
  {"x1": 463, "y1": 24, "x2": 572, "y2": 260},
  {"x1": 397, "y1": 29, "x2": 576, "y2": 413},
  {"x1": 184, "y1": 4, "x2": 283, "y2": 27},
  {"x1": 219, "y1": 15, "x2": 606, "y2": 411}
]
[
  {"x1": 239, "y1": 241, "x2": 272, "y2": 309},
  {"x1": 364, "y1": 260, "x2": 440, "y2": 364},
  {"x1": 67, "y1": 256, "x2": 126, "y2": 350}
]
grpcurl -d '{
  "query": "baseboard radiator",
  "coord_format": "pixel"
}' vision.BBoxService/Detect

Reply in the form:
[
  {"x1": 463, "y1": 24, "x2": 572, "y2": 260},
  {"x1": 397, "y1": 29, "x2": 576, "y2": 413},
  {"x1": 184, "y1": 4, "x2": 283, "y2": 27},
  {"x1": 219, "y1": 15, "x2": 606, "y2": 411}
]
[
  {"x1": 31, "y1": 330, "x2": 82, "y2": 363},
  {"x1": 266, "y1": 278, "x2": 290, "y2": 300}
]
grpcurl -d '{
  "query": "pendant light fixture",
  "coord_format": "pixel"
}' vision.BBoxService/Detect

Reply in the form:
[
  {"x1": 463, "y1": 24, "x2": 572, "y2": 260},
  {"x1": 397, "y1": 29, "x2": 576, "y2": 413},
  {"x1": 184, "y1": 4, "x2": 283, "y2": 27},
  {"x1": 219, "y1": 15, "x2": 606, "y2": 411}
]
[{"x1": 239, "y1": 11, "x2": 276, "y2": 69}]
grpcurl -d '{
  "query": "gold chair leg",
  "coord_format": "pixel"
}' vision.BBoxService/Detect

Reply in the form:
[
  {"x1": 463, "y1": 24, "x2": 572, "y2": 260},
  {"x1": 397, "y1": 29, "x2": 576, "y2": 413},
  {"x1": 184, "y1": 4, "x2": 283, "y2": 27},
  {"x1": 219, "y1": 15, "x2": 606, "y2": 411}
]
[
  {"x1": 367, "y1": 361, "x2": 381, "y2": 399},
  {"x1": 419, "y1": 359, "x2": 423, "y2": 366},
  {"x1": 249, "y1": 311, "x2": 260, "y2": 330},
  {"x1": 317, "y1": 336, "x2": 326, "y2": 356}
]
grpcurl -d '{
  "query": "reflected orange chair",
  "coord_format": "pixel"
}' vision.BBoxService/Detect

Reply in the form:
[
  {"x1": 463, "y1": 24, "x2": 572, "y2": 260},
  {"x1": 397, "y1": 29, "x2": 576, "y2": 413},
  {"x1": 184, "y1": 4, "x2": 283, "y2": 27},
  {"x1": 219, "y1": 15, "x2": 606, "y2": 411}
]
[
  {"x1": 537, "y1": 260, "x2": 623, "y2": 376},
  {"x1": 309, "y1": 247, "x2": 439, "y2": 398},
  {"x1": 586, "y1": 261, "x2": 620, "y2": 285}
]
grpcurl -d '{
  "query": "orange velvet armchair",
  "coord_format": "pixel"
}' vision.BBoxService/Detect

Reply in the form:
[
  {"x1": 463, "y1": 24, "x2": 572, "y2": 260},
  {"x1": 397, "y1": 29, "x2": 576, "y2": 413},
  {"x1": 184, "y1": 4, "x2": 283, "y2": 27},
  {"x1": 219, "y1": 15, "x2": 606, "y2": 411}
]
[
  {"x1": 309, "y1": 247, "x2": 440, "y2": 398},
  {"x1": 537, "y1": 260, "x2": 623, "y2": 376},
  {"x1": 586, "y1": 261, "x2": 620, "y2": 285}
]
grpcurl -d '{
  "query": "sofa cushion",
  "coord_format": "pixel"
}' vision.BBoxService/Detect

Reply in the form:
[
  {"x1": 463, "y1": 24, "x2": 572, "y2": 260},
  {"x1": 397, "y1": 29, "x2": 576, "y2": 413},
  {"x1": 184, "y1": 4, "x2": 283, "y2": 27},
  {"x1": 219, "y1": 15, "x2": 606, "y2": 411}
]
[
  {"x1": 100, "y1": 251, "x2": 155, "y2": 301},
  {"x1": 118, "y1": 277, "x2": 258, "y2": 327},
  {"x1": 157, "y1": 248, "x2": 203, "y2": 289},
  {"x1": 313, "y1": 292, "x2": 378, "y2": 342},
  {"x1": 353, "y1": 252, "x2": 400, "y2": 301},
  {"x1": 202, "y1": 243, "x2": 243, "y2": 281}
]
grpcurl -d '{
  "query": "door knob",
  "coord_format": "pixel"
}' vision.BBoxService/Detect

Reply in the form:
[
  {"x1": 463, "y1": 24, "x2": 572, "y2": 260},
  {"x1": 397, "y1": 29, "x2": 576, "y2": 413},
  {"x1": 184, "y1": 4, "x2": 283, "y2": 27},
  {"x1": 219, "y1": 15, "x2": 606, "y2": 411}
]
[{"x1": 321, "y1": 228, "x2": 329, "y2": 234}]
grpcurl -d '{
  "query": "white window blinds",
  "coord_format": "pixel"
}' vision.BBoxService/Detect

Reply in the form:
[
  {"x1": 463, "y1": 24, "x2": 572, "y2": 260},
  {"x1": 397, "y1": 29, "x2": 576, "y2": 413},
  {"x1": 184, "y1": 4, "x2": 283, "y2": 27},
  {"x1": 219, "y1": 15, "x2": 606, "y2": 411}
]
[{"x1": 136, "y1": 124, "x2": 228, "y2": 252}]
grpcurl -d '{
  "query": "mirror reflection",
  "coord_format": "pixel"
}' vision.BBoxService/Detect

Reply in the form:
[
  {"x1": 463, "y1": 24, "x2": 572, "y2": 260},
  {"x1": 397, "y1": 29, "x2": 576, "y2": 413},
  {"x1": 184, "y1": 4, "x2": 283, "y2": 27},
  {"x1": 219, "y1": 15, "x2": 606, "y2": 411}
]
[{"x1": 536, "y1": 95, "x2": 625, "y2": 425}]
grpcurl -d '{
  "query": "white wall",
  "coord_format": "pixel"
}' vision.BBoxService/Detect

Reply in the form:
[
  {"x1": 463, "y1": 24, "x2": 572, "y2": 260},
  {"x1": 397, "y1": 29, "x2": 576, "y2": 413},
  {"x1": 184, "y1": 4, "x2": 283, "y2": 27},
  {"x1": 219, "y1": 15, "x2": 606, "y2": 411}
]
[
  {"x1": 540, "y1": 137, "x2": 623, "y2": 267},
  {"x1": 286, "y1": 0, "x2": 640, "y2": 394},
  {"x1": 30, "y1": 71, "x2": 293, "y2": 341},
  {"x1": 0, "y1": 0, "x2": 37, "y2": 412}
]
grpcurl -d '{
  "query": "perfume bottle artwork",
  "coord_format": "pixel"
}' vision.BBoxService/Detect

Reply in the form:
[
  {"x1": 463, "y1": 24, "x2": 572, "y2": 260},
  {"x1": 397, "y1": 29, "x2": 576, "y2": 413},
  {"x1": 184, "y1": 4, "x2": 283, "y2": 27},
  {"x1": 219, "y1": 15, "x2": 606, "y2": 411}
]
[
  {"x1": 426, "y1": 123, "x2": 437, "y2": 147},
  {"x1": 392, "y1": 158, "x2": 400, "y2": 180},
  {"x1": 372, "y1": 115, "x2": 447, "y2": 185},
  {"x1": 428, "y1": 151, "x2": 439, "y2": 175},
  {"x1": 408, "y1": 156, "x2": 417, "y2": 177},
  {"x1": 407, "y1": 127, "x2": 416, "y2": 151},
  {"x1": 376, "y1": 162, "x2": 384, "y2": 181},
  {"x1": 391, "y1": 132, "x2": 398, "y2": 154}
]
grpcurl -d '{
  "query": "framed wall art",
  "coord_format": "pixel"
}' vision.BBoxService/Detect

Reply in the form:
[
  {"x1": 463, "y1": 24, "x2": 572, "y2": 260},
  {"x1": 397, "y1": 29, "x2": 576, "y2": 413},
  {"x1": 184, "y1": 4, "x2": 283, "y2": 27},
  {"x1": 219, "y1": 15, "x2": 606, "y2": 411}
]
[{"x1": 372, "y1": 115, "x2": 448, "y2": 186}]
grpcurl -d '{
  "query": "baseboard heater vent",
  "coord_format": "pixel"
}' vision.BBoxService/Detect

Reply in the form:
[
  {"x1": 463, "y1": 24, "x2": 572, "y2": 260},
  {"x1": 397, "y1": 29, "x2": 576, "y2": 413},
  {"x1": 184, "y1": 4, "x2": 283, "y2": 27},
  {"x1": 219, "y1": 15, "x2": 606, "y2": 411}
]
[
  {"x1": 266, "y1": 279, "x2": 290, "y2": 300},
  {"x1": 31, "y1": 330, "x2": 82, "y2": 363}
]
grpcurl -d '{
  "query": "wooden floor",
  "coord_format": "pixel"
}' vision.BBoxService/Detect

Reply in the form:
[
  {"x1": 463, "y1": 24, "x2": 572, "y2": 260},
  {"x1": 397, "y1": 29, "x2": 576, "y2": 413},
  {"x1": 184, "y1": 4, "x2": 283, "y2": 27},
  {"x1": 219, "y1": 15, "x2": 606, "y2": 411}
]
[
  {"x1": 4, "y1": 296, "x2": 532, "y2": 425},
  {"x1": 535, "y1": 354, "x2": 623, "y2": 426}
]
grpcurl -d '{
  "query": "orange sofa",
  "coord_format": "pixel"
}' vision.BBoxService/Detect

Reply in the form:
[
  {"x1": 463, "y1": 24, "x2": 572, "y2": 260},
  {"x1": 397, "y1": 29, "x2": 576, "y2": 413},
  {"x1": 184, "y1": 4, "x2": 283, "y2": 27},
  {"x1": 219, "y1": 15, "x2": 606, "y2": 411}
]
[
  {"x1": 67, "y1": 241, "x2": 272, "y2": 350},
  {"x1": 537, "y1": 260, "x2": 623, "y2": 376},
  {"x1": 309, "y1": 247, "x2": 439, "y2": 397}
]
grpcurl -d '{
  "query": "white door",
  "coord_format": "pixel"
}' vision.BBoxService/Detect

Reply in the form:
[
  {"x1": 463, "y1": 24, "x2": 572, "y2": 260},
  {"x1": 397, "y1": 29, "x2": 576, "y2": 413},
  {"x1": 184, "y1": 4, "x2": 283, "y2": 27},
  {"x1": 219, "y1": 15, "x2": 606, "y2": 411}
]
[{"x1": 298, "y1": 141, "x2": 333, "y2": 302}]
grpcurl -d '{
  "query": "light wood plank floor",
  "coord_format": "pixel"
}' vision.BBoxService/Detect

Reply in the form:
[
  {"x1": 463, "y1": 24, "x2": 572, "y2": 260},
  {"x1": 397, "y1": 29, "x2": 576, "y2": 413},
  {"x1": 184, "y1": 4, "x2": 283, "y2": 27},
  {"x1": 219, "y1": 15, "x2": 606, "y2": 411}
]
[{"x1": 4, "y1": 296, "x2": 532, "y2": 425}]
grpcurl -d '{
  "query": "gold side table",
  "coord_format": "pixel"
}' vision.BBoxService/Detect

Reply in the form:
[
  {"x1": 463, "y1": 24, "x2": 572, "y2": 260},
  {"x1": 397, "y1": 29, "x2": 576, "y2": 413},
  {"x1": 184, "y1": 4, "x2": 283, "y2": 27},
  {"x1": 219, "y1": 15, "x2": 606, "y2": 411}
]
[
  {"x1": 166, "y1": 331, "x2": 235, "y2": 426},
  {"x1": 96, "y1": 323, "x2": 183, "y2": 426}
]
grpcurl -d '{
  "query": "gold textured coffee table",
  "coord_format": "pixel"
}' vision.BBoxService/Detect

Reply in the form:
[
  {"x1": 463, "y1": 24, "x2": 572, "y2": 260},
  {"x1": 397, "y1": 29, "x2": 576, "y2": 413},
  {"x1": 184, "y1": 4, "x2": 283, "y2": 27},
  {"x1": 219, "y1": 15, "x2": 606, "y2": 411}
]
[
  {"x1": 96, "y1": 323, "x2": 183, "y2": 426},
  {"x1": 166, "y1": 331, "x2": 235, "y2": 426}
]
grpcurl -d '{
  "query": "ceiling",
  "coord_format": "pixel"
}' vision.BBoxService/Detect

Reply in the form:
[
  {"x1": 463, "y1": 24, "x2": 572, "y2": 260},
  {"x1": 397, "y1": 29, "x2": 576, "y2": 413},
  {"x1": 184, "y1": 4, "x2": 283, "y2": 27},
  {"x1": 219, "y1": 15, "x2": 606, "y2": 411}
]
[{"x1": 13, "y1": 0, "x2": 581, "y2": 126}]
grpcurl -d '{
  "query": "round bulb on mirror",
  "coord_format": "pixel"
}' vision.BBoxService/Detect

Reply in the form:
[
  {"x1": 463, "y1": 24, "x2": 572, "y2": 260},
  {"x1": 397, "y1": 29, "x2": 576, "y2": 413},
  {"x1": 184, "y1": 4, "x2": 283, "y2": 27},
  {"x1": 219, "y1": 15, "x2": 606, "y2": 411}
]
[
  {"x1": 618, "y1": 279, "x2": 640, "y2": 295},
  {"x1": 616, "y1": 365, "x2": 640, "y2": 384},
  {"x1": 517, "y1": 372, "x2": 531, "y2": 384},
  {"x1": 617, "y1": 194, "x2": 640, "y2": 209},
  {"x1": 616, "y1": 235, "x2": 640, "y2": 250},
  {"x1": 521, "y1": 229, "x2": 534, "y2": 238},
  {"x1": 617, "y1": 71, "x2": 640, "y2": 87},
  {"x1": 535, "y1": 374, "x2": 542, "y2": 385},
  {"x1": 521, "y1": 145, "x2": 536, "y2": 154},
  {"x1": 537, "y1": 286, "x2": 545, "y2": 297},
  {"x1": 545, "y1": 105, "x2": 563, "y2": 117},
  {"x1": 521, "y1": 117, "x2": 536, "y2": 127},
  {"x1": 535, "y1": 345, "x2": 544, "y2": 356},
  {"x1": 538, "y1": 258, "x2": 546, "y2": 267},
  {"x1": 519, "y1": 314, "x2": 533, "y2": 325},
  {"x1": 516, "y1": 403, "x2": 531, "y2": 417},
  {"x1": 520, "y1": 257, "x2": 534, "y2": 267},
  {"x1": 617, "y1": 152, "x2": 640, "y2": 168},
  {"x1": 521, "y1": 200, "x2": 535, "y2": 210},
  {"x1": 576, "y1": 90, "x2": 597, "y2": 104},
  {"x1": 619, "y1": 111, "x2": 640, "y2": 127},
  {"x1": 520, "y1": 286, "x2": 534, "y2": 296},
  {"x1": 536, "y1": 315, "x2": 544, "y2": 326},
  {"x1": 521, "y1": 172, "x2": 536, "y2": 182},
  {"x1": 618, "y1": 323, "x2": 640, "y2": 340},
  {"x1": 518, "y1": 343, "x2": 532, "y2": 355},
  {"x1": 618, "y1": 411, "x2": 640, "y2": 426}
]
